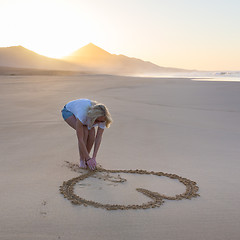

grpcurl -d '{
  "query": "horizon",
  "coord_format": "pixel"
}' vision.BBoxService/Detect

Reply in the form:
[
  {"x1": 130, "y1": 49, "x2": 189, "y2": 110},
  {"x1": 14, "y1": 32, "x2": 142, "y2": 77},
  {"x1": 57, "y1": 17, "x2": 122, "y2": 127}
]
[{"x1": 0, "y1": 0, "x2": 240, "y2": 71}]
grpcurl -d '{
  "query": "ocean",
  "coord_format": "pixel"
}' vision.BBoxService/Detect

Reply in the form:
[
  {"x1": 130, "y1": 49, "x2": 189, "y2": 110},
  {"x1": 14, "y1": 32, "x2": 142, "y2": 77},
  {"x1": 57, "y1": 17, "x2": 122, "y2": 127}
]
[{"x1": 139, "y1": 71, "x2": 240, "y2": 82}]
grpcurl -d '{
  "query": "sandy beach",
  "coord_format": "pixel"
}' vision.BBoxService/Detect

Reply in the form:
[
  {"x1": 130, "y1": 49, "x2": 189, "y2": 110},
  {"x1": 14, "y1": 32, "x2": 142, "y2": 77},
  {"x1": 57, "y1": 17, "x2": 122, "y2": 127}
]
[{"x1": 0, "y1": 74, "x2": 240, "y2": 240}]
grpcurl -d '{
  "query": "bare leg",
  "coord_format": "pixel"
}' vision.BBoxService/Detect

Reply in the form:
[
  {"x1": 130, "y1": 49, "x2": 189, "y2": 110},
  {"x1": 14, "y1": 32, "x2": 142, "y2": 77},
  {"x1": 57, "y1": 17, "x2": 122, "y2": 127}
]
[
  {"x1": 65, "y1": 115, "x2": 88, "y2": 168},
  {"x1": 65, "y1": 115, "x2": 77, "y2": 130},
  {"x1": 78, "y1": 125, "x2": 89, "y2": 168},
  {"x1": 85, "y1": 127, "x2": 97, "y2": 170},
  {"x1": 86, "y1": 127, "x2": 96, "y2": 153}
]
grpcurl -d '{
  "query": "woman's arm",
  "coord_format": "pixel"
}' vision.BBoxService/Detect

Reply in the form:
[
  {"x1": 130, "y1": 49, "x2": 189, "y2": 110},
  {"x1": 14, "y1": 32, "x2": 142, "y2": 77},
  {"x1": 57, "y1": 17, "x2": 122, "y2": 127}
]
[
  {"x1": 92, "y1": 127, "x2": 104, "y2": 158},
  {"x1": 76, "y1": 119, "x2": 90, "y2": 160}
]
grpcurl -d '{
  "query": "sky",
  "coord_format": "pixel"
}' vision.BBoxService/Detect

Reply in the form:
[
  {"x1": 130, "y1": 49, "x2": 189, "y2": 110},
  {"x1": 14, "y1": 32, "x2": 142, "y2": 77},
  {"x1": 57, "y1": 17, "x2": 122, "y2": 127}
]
[{"x1": 0, "y1": 0, "x2": 240, "y2": 71}]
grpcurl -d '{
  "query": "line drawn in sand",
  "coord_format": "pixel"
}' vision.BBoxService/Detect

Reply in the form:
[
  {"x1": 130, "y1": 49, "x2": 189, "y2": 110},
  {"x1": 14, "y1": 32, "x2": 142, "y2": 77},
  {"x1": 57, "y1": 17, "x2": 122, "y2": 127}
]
[{"x1": 60, "y1": 161, "x2": 200, "y2": 211}]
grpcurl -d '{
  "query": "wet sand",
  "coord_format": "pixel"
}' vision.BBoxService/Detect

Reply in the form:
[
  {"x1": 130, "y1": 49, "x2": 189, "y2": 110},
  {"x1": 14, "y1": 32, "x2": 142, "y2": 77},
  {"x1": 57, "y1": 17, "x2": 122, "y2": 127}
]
[{"x1": 0, "y1": 74, "x2": 240, "y2": 239}]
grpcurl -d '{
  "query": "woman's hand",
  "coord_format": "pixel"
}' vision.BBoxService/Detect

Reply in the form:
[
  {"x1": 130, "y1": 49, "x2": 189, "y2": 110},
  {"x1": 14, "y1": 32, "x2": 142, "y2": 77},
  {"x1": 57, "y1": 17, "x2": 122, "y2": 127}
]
[{"x1": 86, "y1": 157, "x2": 97, "y2": 170}]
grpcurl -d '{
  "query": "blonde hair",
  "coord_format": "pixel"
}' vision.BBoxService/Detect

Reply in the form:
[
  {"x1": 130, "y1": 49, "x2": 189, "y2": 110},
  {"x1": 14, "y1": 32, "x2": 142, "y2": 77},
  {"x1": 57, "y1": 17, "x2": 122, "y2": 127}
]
[{"x1": 87, "y1": 100, "x2": 113, "y2": 129}]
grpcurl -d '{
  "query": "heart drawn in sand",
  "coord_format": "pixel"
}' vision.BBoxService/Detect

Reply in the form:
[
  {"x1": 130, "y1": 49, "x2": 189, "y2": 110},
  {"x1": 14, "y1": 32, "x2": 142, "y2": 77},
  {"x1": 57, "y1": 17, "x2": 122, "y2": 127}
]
[{"x1": 59, "y1": 162, "x2": 200, "y2": 211}]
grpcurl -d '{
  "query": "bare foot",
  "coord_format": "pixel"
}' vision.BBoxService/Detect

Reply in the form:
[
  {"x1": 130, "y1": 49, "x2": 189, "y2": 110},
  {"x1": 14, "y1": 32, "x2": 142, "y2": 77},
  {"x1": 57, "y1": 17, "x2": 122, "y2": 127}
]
[{"x1": 79, "y1": 159, "x2": 87, "y2": 169}]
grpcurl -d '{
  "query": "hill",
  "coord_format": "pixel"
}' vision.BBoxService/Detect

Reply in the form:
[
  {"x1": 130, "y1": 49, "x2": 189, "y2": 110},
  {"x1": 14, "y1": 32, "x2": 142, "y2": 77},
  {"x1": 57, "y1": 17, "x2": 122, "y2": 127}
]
[
  {"x1": 0, "y1": 44, "x2": 190, "y2": 75},
  {"x1": 0, "y1": 46, "x2": 83, "y2": 71},
  {"x1": 63, "y1": 43, "x2": 189, "y2": 75}
]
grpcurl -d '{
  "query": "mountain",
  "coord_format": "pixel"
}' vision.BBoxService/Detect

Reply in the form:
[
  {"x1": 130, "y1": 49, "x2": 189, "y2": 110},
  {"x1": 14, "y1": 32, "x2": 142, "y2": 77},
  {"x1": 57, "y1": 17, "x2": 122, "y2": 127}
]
[
  {"x1": 64, "y1": 43, "x2": 112, "y2": 64},
  {"x1": 0, "y1": 44, "x2": 190, "y2": 75},
  {"x1": 63, "y1": 43, "x2": 189, "y2": 75},
  {"x1": 0, "y1": 46, "x2": 83, "y2": 71}
]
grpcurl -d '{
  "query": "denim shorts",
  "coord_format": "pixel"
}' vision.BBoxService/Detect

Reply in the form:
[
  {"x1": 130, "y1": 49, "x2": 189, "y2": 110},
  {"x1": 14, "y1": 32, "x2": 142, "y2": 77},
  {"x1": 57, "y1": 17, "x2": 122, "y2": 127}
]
[{"x1": 61, "y1": 105, "x2": 74, "y2": 120}]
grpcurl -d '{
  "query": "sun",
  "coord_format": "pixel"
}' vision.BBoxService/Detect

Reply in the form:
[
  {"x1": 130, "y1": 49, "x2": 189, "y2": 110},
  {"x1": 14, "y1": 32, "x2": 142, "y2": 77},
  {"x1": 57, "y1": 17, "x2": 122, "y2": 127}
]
[{"x1": 1, "y1": 0, "x2": 101, "y2": 58}]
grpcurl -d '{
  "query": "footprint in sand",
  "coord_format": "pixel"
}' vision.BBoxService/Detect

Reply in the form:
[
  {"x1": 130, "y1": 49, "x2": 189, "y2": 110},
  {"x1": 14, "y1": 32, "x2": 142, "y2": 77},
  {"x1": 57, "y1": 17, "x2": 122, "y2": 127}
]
[{"x1": 40, "y1": 200, "x2": 48, "y2": 216}]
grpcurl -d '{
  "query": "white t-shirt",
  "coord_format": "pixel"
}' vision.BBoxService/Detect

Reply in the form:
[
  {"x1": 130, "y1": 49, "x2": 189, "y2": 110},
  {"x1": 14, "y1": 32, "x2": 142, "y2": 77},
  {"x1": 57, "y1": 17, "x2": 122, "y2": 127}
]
[{"x1": 65, "y1": 98, "x2": 106, "y2": 130}]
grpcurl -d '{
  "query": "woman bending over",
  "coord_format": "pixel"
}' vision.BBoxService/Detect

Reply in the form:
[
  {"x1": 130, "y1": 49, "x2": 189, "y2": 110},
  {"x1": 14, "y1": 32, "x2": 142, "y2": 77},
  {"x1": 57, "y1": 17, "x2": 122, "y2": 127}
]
[{"x1": 61, "y1": 98, "x2": 113, "y2": 170}]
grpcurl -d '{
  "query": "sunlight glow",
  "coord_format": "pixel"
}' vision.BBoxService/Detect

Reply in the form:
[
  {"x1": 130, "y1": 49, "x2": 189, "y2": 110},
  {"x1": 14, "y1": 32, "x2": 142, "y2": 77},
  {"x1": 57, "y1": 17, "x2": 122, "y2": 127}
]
[
  {"x1": 0, "y1": 0, "x2": 102, "y2": 58},
  {"x1": 0, "y1": 0, "x2": 240, "y2": 70}
]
